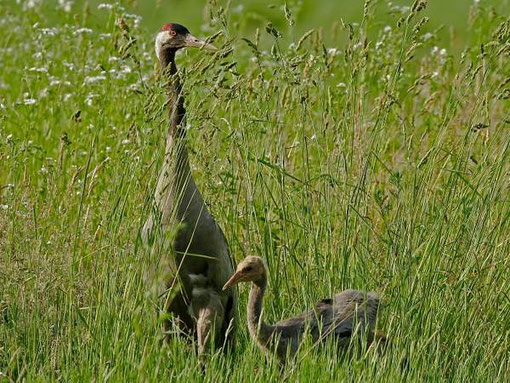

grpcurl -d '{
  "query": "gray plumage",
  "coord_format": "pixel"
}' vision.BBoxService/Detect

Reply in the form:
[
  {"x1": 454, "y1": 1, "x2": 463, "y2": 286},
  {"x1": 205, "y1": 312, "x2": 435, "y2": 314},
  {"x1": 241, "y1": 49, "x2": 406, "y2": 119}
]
[
  {"x1": 143, "y1": 24, "x2": 237, "y2": 356},
  {"x1": 223, "y1": 256, "x2": 382, "y2": 362}
]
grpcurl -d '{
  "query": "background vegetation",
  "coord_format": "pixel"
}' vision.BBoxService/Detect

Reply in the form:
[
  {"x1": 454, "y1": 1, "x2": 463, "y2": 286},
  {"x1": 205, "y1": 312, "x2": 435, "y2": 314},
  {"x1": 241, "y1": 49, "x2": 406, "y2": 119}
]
[{"x1": 1, "y1": 0, "x2": 509, "y2": 381}]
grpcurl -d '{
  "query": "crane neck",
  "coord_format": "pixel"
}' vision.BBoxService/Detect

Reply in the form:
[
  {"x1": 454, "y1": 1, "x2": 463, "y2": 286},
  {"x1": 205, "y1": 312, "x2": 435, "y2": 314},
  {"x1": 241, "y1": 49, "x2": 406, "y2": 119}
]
[
  {"x1": 247, "y1": 276, "x2": 274, "y2": 349},
  {"x1": 160, "y1": 49, "x2": 186, "y2": 138},
  {"x1": 153, "y1": 48, "x2": 198, "y2": 224}
]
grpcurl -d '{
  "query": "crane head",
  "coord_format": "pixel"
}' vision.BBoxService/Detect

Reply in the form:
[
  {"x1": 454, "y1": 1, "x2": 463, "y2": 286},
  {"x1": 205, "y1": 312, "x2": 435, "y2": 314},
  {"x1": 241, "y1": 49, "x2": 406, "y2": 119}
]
[
  {"x1": 155, "y1": 23, "x2": 216, "y2": 61},
  {"x1": 223, "y1": 256, "x2": 266, "y2": 290}
]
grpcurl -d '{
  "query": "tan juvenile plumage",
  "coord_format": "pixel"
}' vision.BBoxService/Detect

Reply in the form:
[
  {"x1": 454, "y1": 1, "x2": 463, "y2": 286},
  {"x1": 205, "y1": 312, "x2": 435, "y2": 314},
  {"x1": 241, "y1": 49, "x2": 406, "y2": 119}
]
[{"x1": 223, "y1": 256, "x2": 383, "y2": 363}]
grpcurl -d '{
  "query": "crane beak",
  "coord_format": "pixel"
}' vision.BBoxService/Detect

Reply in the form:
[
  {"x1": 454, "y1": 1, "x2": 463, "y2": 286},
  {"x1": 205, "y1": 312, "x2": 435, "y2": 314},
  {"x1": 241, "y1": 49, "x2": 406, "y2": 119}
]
[
  {"x1": 184, "y1": 34, "x2": 217, "y2": 51},
  {"x1": 222, "y1": 271, "x2": 244, "y2": 291}
]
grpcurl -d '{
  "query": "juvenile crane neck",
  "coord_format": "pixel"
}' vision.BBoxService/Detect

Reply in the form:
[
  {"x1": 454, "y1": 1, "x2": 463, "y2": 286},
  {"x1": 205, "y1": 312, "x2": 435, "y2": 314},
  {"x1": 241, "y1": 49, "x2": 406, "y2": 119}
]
[{"x1": 247, "y1": 277, "x2": 274, "y2": 349}]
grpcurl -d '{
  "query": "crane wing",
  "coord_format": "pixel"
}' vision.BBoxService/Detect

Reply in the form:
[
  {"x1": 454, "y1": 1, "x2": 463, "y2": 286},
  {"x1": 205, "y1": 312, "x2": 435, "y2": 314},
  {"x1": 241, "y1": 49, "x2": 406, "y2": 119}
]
[
  {"x1": 273, "y1": 289, "x2": 380, "y2": 341},
  {"x1": 325, "y1": 289, "x2": 380, "y2": 338}
]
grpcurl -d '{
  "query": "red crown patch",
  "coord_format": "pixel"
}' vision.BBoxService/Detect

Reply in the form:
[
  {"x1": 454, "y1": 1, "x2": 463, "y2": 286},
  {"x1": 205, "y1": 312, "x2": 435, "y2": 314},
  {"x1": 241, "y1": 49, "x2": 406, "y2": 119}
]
[{"x1": 160, "y1": 23, "x2": 174, "y2": 32}]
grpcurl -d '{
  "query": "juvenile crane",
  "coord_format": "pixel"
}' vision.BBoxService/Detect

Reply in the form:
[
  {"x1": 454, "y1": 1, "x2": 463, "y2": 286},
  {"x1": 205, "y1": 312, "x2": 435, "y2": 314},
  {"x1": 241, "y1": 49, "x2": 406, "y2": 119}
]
[
  {"x1": 223, "y1": 256, "x2": 383, "y2": 363},
  {"x1": 143, "y1": 23, "x2": 237, "y2": 355}
]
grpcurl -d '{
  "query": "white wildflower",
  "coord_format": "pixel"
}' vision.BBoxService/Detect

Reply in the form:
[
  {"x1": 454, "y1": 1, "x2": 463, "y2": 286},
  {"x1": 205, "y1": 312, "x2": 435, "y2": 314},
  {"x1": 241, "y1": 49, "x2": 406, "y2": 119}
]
[
  {"x1": 39, "y1": 27, "x2": 58, "y2": 36},
  {"x1": 0, "y1": 204, "x2": 8, "y2": 210},
  {"x1": 391, "y1": 5, "x2": 411, "y2": 13},
  {"x1": 63, "y1": 61, "x2": 74, "y2": 70},
  {"x1": 327, "y1": 48, "x2": 340, "y2": 56},
  {"x1": 336, "y1": 82, "x2": 346, "y2": 88},
  {"x1": 97, "y1": 3, "x2": 113, "y2": 10},
  {"x1": 0, "y1": 103, "x2": 6, "y2": 110},
  {"x1": 24, "y1": 98, "x2": 37, "y2": 105},
  {"x1": 23, "y1": 0, "x2": 42, "y2": 10},
  {"x1": 74, "y1": 28, "x2": 92, "y2": 35},
  {"x1": 108, "y1": 56, "x2": 120, "y2": 62},
  {"x1": 40, "y1": 166, "x2": 48, "y2": 174},
  {"x1": 384, "y1": 26, "x2": 392, "y2": 33},
  {"x1": 119, "y1": 65, "x2": 132, "y2": 74},
  {"x1": 28, "y1": 66, "x2": 48, "y2": 73},
  {"x1": 64, "y1": 93, "x2": 72, "y2": 101},
  {"x1": 423, "y1": 32, "x2": 433, "y2": 41},
  {"x1": 99, "y1": 33, "x2": 112, "y2": 39},
  {"x1": 125, "y1": 13, "x2": 142, "y2": 28},
  {"x1": 233, "y1": 4, "x2": 244, "y2": 13},
  {"x1": 84, "y1": 75, "x2": 106, "y2": 85},
  {"x1": 85, "y1": 93, "x2": 97, "y2": 106},
  {"x1": 57, "y1": 0, "x2": 73, "y2": 13}
]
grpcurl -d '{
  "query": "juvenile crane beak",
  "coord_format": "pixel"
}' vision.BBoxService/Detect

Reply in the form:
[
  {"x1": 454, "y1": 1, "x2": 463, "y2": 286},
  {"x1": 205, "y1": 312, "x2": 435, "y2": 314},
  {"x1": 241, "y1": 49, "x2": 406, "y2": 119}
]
[
  {"x1": 222, "y1": 271, "x2": 244, "y2": 291},
  {"x1": 184, "y1": 34, "x2": 217, "y2": 51}
]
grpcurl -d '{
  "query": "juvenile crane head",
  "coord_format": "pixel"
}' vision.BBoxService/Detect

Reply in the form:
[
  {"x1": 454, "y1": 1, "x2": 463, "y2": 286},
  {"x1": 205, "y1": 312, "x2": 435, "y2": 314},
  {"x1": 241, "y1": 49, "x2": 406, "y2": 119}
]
[
  {"x1": 223, "y1": 256, "x2": 266, "y2": 290},
  {"x1": 155, "y1": 23, "x2": 216, "y2": 62}
]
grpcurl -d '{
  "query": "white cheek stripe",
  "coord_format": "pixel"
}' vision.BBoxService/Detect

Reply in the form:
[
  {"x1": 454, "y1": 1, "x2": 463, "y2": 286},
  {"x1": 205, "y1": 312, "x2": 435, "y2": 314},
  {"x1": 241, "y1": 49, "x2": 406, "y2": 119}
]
[{"x1": 155, "y1": 31, "x2": 169, "y2": 61}]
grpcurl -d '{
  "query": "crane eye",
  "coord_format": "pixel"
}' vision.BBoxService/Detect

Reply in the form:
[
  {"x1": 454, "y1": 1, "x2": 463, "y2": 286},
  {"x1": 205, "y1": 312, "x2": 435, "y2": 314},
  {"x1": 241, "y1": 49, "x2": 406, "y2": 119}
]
[
  {"x1": 170, "y1": 30, "x2": 177, "y2": 36},
  {"x1": 243, "y1": 266, "x2": 253, "y2": 272}
]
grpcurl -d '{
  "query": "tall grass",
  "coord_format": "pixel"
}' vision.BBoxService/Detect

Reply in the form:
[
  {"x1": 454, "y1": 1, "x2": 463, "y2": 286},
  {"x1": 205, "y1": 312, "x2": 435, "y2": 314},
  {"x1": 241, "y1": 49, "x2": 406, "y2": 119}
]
[{"x1": 0, "y1": 0, "x2": 508, "y2": 381}]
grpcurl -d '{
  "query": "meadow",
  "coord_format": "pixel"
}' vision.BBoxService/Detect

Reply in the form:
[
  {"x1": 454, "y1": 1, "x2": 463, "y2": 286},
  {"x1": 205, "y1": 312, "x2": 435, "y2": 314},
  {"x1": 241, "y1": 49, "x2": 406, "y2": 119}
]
[{"x1": 0, "y1": 0, "x2": 509, "y2": 381}]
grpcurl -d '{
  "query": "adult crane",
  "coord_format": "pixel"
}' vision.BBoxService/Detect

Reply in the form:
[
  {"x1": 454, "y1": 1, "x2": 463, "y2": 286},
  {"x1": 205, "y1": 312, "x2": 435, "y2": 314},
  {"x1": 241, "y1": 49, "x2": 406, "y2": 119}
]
[{"x1": 143, "y1": 23, "x2": 237, "y2": 356}]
